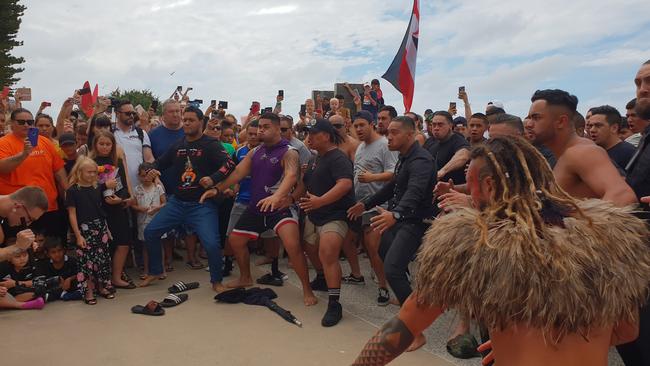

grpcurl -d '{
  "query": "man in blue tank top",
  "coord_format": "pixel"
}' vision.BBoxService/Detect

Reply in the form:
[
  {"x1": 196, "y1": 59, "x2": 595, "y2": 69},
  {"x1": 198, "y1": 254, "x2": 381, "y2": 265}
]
[{"x1": 201, "y1": 113, "x2": 317, "y2": 306}]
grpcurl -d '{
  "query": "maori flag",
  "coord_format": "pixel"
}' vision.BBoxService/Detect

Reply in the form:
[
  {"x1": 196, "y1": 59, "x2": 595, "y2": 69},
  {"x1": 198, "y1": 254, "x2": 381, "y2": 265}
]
[{"x1": 382, "y1": 0, "x2": 419, "y2": 113}]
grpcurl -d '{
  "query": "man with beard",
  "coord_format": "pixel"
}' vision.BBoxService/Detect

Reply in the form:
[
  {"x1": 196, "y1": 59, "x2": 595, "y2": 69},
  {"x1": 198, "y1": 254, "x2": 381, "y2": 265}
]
[
  {"x1": 376, "y1": 106, "x2": 396, "y2": 137},
  {"x1": 527, "y1": 89, "x2": 636, "y2": 206},
  {"x1": 585, "y1": 105, "x2": 635, "y2": 170}
]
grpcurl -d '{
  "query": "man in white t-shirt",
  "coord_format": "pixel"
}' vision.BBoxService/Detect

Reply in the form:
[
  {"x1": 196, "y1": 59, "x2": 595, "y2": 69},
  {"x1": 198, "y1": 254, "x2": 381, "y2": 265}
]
[{"x1": 113, "y1": 100, "x2": 155, "y2": 192}]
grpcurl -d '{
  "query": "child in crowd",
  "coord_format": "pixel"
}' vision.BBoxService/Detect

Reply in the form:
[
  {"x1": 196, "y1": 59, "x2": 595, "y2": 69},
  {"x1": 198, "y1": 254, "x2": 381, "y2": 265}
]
[
  {"x1": 31, "y1": 231, "x2": 47, "y2": 262},
  {"x1": 35, "y1": 238, "x2": 82, "y2": 302},
  {"x1": 58, "y1": 133, "x2": 79, "y2": 175},
  {"x1": 66, "y1": 156, "x2": 115, "y2": 305},
  {"x1": 89, "y1": 130, "x2": 135, "y2": 289},
  {"x1": 0, "y1": 251, "x2": 45, "y2": 310},
  {"x1": 0, "y1": 249, "x2": 36, "y2": 301},
  {"x1": 132, "y1": 162, "x2": 166, "y2": 279}
]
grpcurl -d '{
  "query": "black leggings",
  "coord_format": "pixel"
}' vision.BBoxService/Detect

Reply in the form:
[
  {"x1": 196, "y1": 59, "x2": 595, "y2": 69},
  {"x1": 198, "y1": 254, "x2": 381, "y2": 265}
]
[{"x1": 379, "y1": 221, "x2": 428, "y2": 305}]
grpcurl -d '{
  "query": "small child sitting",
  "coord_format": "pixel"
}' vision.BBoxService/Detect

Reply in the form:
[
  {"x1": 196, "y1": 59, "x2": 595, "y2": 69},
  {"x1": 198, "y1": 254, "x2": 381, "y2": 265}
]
[
  {"x1": 35, "y1": 238, "x2": 82, "y2": 302},
  {"x1": 0, "y1": 249, "x2": 36, "y2": 300}
]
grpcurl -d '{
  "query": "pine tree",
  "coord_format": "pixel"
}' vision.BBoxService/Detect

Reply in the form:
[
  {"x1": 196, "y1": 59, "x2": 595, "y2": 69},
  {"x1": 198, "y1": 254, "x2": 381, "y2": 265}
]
[{"x1": 0, "y1": 0, "x2": 26, "y2": 87}]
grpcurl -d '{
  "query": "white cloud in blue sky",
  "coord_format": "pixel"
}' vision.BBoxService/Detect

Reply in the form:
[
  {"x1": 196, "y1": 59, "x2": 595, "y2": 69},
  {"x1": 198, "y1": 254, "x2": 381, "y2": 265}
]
[{"x1": 11, "y1": 0, "x2": 650, "y2": 119}]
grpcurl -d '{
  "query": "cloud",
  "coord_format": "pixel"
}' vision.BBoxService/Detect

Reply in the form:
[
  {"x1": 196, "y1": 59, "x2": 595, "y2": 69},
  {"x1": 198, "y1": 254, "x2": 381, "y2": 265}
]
[
  {"x1": 249, "y1": 5, "x2": 298, "y2": 16},
  {"x1": 9, "y1": 0, "x2": 650, "y2": 120}
]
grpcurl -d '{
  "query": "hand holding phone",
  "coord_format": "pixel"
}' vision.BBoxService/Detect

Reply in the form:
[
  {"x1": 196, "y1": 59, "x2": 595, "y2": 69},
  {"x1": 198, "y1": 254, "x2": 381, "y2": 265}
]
[
  {"x1": 27, "y1": 127, "x2": 39, "y2": 147},
  {"x1": 218, "y1": 101, "x2": 228, "y2": 109}
]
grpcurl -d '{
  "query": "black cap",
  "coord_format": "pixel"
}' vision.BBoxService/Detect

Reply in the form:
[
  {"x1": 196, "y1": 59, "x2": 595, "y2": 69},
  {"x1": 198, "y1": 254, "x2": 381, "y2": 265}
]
[
  {"x1": 305, "y1": 118, "x2": 337, "y2": 135},
  {"x1": 353, "y1": 110, "x2": 374, "y2": 124},
  {"x1": 453, "y1": 116, "x2": 467, "y2": 126},
  {"x1": 58, "y1": 133, "x2": 76, "y2": 146}
]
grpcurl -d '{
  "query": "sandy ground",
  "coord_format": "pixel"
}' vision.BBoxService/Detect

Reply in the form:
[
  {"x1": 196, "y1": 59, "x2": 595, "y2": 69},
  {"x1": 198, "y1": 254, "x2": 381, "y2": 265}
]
[
  {"x1": 2, "y1": 252, "x2": 625, "y2": 365},
  {"x1": 1, "y1": 262, "x2": 451, "y2": 366}
]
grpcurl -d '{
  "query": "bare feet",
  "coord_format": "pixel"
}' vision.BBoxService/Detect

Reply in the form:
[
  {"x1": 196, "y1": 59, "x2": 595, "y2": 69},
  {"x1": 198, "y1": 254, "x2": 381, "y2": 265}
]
[
  {"x1": 226, "y1": 277, "x2": 253, "y2": 288},
  {"x1": 255, "y1": 257, "x2": 273, "y2": 266},
  {"x1": 406, "y1": 333, "x2": 427, "y2": 352},
  {"x1": 138, "y1": 275, "x2": 158, "y2": 288},
  {"x1": 212, "y1": 282, "x2": 228, "y2": 293},
  {"x1": 389, "y1": 297, "x2": 400, "y2": 306},
  {"x1": 303, "y1": 292, "x2": 318, "y2": 306}
]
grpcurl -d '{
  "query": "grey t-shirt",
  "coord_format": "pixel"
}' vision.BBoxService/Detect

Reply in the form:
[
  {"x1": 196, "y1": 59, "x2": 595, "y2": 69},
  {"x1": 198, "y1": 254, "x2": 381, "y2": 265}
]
[
  {"x1": 289, "y1": 137, "x2": 313, "y2": 166},
  {"x1": 354, "y1": 136, "x2": 398, "y2": 201}
]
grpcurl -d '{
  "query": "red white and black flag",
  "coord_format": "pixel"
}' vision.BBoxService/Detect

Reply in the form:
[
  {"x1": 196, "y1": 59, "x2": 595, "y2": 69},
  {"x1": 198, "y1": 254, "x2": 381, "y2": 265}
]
[{"x1": 382, "y1": 0, "x2": 419, "y2": 113}]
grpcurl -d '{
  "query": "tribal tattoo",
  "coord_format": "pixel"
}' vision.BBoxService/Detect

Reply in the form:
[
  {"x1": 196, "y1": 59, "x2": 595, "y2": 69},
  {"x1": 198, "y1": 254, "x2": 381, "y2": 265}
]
[{"x1": 352, "y1": 317, "x2": 414, "y2": 366}]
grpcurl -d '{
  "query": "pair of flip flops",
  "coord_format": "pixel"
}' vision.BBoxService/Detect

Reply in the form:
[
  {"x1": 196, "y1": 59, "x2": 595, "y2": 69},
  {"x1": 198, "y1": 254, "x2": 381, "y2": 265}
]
[
  {"x1": 131, "y1": 294, "x2": 189, "y2": 316},
  {"x1": 168, "y1": 281, "x2": 200, "y2": 294}
]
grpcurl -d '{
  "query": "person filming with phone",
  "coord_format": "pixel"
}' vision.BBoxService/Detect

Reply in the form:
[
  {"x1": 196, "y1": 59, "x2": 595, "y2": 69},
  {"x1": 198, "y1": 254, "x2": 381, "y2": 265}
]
[{"x1": 0, "y1": 109, "x2": 67, "y2": 239}]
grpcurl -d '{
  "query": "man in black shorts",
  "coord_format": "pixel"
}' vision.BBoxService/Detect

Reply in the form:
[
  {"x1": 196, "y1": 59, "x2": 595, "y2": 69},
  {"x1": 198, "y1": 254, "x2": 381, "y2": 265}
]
[{"x1": 201, "y1": 113, "x2": 317, "y2": 306}]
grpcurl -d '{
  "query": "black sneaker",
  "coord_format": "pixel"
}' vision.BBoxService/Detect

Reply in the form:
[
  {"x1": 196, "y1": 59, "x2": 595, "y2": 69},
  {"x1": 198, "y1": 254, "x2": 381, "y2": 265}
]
[
  {"x1": 342, "y1": 274, "x2": 365, "y2": 285},
  {"x1": 321, "y1": 301, "x2": 343, "y2": 327},
  {"x1": 277, "y1": 270, "x2": 289, "y2": 281},
  {"x1": 310, "y1": 276, "x2": 328, "y2": 292},
  {"x1": 377, "y1": 287, "x2": 390, "y2": 306},
  {"x1": 256, "y1": 273, "x2": 283, "y2": 287}
]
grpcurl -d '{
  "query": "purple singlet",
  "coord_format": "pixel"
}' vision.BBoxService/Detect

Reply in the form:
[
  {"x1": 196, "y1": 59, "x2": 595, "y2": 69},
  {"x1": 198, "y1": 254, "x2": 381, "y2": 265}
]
[{"x1": 249, "y1": 139, "x2": 292, "y2": 214}]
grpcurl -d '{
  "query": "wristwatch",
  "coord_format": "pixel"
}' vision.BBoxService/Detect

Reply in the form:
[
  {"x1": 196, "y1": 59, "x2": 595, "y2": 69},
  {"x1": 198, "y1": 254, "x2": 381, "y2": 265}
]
[{"x1": 392, "y1": 212, "x2": 403, "y2": 222}]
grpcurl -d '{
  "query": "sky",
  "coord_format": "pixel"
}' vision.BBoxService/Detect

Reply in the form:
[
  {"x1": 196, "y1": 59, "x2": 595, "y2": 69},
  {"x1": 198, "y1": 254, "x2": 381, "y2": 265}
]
[{"x1": 10, "y1": 0, "x2": 650, "y2": 120}]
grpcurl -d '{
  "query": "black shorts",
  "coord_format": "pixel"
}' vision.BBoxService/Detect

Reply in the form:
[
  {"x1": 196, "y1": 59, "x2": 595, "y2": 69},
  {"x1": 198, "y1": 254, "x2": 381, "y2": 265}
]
[{"x1": 231, "y1": 207, "x2": 297, "y2": 240}]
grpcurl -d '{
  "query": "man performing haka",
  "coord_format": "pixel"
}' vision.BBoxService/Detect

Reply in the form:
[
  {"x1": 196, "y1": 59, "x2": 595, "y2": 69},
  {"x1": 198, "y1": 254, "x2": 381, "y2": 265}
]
[
  {"x1": 352, "y1": 136, "x2": 650, "y2": 366},
  {"x1": 200, "y1": 112, "x2": 317, "y2": 306}
]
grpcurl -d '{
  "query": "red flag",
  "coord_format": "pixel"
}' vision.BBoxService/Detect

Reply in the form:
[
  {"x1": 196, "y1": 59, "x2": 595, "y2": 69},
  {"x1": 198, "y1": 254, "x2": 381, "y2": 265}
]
[
  {"x1": 80, "y1": 81, "x2": 94, "y2": 117},
  {"x1": 92, "y1": 84, "x2": 99, "y2": 104},
  {"x1": 382, "y1": 0, "x2": 419, "y2": 112},
  {"x1": 1, "y1": 87, "x2": 9, "y2": 99}
]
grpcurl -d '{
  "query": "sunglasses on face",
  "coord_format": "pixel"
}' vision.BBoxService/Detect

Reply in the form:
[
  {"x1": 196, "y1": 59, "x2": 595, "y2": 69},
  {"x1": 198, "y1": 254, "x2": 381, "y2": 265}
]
[
  {"x1": 17, "y1": 203, "x2": 34, "y2": 226},
  {"x1": 119, "y1": 111, "x2": 137, "y2": 117},
  {"x1": 332, "y1": 124, "x2": 345, "y2": 129},
  {"x1": 280, "y1": 127, "x2": 289, "y2": 132},
  {"x1": 15, "y1": 119, "x2": 35, "y2": 126}
]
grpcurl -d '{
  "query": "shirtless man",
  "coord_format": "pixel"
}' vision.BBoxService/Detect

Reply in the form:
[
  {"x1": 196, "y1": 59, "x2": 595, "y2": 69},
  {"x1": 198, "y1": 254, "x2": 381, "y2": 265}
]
[
  {"x1": 352, "y1": 137, "x2": 648, "y2": 366},
  {"x1": 528, "y1": 89, "x2": 636, "y2": 206},
  {"x1": 329, "y1": 114, "x2": 359, "y2": 161}
]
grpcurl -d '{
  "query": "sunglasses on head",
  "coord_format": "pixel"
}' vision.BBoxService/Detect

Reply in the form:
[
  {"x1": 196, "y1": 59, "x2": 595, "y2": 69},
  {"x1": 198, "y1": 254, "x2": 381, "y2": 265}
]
[{"x1": 15, "y1": 119, "x2": 35, "y2": 126}]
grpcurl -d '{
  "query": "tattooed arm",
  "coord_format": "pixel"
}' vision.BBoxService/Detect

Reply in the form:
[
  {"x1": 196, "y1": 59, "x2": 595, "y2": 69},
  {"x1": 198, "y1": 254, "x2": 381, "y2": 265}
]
[{"x1": 352, "y1": 294, "x2": 443, "y2": 365}]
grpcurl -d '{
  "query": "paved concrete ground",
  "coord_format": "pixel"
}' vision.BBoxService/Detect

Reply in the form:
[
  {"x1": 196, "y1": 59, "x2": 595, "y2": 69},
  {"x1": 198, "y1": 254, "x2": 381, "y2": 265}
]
[{"x1": 2, "y1": 252, "x2": 625, "y2": 365}]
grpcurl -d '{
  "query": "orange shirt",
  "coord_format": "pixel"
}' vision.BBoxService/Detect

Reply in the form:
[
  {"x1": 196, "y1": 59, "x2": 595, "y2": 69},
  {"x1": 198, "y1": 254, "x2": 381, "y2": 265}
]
[{"x1": 0, "y1": 134, "x2": 65, "y2": 211}]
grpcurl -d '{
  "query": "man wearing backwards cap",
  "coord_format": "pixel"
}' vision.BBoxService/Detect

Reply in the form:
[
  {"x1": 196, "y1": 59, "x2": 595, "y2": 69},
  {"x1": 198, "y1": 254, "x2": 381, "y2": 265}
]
[{"x1": 299, "y1": 119, "x2": 355, "y2": 327}]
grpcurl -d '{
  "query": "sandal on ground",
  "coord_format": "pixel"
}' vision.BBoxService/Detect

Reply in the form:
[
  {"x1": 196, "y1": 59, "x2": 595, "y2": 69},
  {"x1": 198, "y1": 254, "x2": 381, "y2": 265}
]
[
  {"x1": 114, "y1": 282, "x2": 137, "y2": 290},
  {"x1": 160, "y1": 293, "x2": 188, "y2": 308},
  {"x1": 131, "y1": 301, "x2": 165, "y2": 316},
  {"x1": 168, "y1": 281, "x2": 200, "y2": 293},
  {"x1": 446, "y1": 334, "x2": 481, "y2": 359},
  {"x1": 100, "y1": 291, "x2": 115, "y2": 299},
  {"x1": 165, "y1": 265, "x2": 175, "y2": 272},
  {"x1": 186, "y1": 261, "x2": 204, "y2": 270},
  {"x1": 84, "y1": 297, "x2": 97, "y2": 305}
]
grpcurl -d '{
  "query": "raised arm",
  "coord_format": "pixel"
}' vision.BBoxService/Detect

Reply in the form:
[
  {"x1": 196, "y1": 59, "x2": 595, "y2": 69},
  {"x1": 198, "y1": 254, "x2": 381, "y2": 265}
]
[
  {"x1": 0, "y1": 139, "x2": 32, "y2": 174},
  {"x1": 214, "y1": 148, "x2": 254, "y2": 191}
]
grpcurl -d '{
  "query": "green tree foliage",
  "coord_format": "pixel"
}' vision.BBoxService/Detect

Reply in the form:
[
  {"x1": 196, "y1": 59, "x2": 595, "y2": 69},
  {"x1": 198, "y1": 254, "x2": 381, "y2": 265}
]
[
  {"x1": 109, "y1": 88, "x2": 161, "y2": 113},
  {"x1": 0, "y1": 0, "x2": 26, "y2": 87}
]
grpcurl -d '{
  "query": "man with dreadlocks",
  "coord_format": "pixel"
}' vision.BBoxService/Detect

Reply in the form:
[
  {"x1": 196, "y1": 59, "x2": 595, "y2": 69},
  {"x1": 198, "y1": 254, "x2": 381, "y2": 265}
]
[{"x1": 351, "y1": 136, "x2": 650, "y2": 366}]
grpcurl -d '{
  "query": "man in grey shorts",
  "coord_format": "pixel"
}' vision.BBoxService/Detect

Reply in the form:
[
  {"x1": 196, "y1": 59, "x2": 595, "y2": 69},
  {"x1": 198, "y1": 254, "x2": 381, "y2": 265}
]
[{"x1": 346, "y1": 111, "x2": 397, "y2": 306}]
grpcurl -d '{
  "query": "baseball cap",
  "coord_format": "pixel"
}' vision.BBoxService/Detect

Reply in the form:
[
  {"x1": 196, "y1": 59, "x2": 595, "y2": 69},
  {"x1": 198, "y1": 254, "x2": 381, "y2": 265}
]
[
  {"x1": 353, "y1": 110, "x2": 374, "y2": 124},
  {"x1": 363, "y1": 82, "x2": 371, "y2": 88},
  {"x1": 487, "y1": 101, "x2": 505, "y2": 110},
  {"x1": 305, "y1": 118, "x2": 337, "y2": 135},
  {"x1": 58, "y1": 133, "x2": 76, "y2": 146}
]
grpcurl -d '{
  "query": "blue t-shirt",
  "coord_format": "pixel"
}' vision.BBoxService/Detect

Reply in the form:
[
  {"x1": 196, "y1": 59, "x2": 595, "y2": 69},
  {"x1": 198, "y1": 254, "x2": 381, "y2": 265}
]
[
  {"x1": 149, "y1": 125, "x2": 185, "y2": 193},
  {"x1": 235, "y1": 145, "x2": 252, "y2": 204}
]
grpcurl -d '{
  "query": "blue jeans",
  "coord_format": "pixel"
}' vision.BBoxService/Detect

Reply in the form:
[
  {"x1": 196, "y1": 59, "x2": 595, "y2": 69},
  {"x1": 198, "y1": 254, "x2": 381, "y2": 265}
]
[{"x1": 144, "y1": 196, "x2": 222, "y2": 283}]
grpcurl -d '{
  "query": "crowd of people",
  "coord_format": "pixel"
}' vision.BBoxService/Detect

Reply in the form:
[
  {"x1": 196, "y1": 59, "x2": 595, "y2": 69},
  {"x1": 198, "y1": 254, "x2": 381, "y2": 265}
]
[{"x1": 1, "y1": 59, "x2": 649, "y2": 366}]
